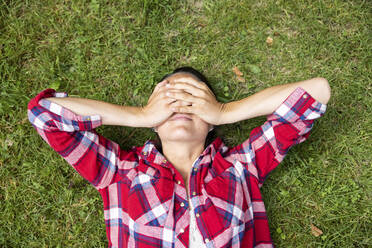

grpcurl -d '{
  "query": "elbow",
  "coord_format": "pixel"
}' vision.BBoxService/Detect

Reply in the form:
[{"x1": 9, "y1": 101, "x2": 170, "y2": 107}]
[{"x1": 314, "y1": 77, "x2": 331, "y2": 104}]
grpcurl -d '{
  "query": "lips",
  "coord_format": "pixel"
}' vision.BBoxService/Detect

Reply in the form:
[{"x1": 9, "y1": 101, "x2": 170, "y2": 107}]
[{"x1": 170, "y1": 114, "x2": 192, "y2": 121}]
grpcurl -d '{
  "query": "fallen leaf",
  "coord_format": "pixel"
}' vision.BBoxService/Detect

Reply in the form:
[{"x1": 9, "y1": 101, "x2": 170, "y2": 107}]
[
  {"x1": 232, "y1": 66, "x2": 243, "y2": 77},
  {"x1": 266, "y1": 36, "x2": 273, "y2": 45},
  {"x1": 198, "y1": 22, "x2": 207, "y2": 27},
  {"x1": 310, "y1": 224, "x2": 323, "y2": 237},
  {"x1": 236, "y1": 76, "x2": 245, "y2": 82}
]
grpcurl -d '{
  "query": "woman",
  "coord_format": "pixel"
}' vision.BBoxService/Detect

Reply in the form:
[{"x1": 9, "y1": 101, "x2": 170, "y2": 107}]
[{"x1": 28, "y1": 67, "x2": 331, "y2": 248}]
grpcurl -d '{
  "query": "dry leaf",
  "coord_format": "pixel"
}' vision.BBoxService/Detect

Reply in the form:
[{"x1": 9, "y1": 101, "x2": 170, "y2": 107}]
[
  {"x1": 236, "y1": 76, "x2": 245, "y2": 83},
  {"x1": 310, "y1": 224, "x2": 323, "y2": 237},
  {"x1": 198, "y1": 21, "x2": 207, "y2": 27},
  {"x1": 266, "y1": 36, "x2": 273, "y2": 45},
  {"x1": 232, "y1": 66, "x2": 243, "y2": 77}
]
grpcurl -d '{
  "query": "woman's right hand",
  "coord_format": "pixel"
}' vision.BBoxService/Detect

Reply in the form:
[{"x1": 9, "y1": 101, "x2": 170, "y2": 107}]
[{"x1": 139, "y1": 79, "x2": 190, "y2": 128}]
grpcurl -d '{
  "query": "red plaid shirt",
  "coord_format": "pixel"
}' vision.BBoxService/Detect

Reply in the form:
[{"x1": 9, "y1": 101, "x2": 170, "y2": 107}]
[{"x1": 28, "y1": 87, "x2": 326, "y2": 248}]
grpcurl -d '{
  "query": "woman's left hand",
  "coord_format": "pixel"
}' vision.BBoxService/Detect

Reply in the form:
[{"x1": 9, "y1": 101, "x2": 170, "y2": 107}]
[{"x1": 165, "y1": 78, "x2": 226, "y2": 125}]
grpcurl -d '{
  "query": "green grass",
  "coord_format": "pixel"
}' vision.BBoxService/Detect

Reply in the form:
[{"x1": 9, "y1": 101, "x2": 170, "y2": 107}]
[{"x1": 0, "y1": 0, "x2": 371, "y2": 247}]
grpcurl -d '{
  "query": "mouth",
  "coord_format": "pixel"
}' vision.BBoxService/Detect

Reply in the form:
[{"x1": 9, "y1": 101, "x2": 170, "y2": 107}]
[{"x1": 169, "y1": 114, "x2": 192, "y2": 121}]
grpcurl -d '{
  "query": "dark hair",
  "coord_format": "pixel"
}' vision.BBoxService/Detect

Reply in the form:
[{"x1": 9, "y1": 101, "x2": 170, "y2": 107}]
[
  {"x1": 159, "y1": 67, "x2": 209, "y2": 86},
  {"x1": 154, "y1": 66, "x2": 218, "y2": 153}
]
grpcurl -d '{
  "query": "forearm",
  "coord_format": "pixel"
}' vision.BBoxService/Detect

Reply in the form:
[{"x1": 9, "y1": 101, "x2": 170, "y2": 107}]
[
  {"x1": 45, "y1": 97, "x2": 146, "y2": 127},
  {"x1": 221, "y1": 77, "x2": 331, "y2": 124}
]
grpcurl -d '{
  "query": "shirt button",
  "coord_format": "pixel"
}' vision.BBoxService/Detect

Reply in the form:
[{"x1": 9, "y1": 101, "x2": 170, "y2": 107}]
[
  {"x1": 177, "y1": 180, "x2": 181, "y2": 185},
  {"x1": 163, "y1": 159, "x2": 167, "y2": 163},
  {"x1": 180, "y1": 202, "x2": 185, "y2": 207},
  {"x1": 205, "y1": 238, "x2": 210, "y2": 243},
  {"x1": 143, "y1": 151, "x2": 147, "y2": 155},
  {"x1": 180, "y1": 228, "x2": 185, "y2": 233},
  {"x1": 193, "y1": 167, "x2": 197, "y2": 172},
  {"x1": 192, "y1": 191, "x2": 196, "y2": 196},
  {"x1": 196, "y1": 213, "x2": 200, "y2": 218},
  {"x1": 303, "y1": 94, "x2": 308, "y2": 99}
]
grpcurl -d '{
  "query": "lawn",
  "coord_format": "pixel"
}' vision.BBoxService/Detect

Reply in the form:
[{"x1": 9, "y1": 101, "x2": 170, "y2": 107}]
[{"x1": 0, "y1": 0, "x2": 371, "y2": 247}]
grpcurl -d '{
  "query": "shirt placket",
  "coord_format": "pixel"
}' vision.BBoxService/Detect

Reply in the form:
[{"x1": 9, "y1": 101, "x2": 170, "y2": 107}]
[
  {"x1": 188, "y1": 156, "x2": 210, "y2": 247},
  {"x1": 157, "y1": 154, "x2": 193, "y2": 245}
]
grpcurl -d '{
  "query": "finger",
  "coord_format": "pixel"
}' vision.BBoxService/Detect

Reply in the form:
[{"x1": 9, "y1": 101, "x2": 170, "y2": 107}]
[
  {"x1": 172, "y1": 77, "x2": 208, "y2": 91},
  {"x1": 171, "y1": 100, "x2": 192, "y2": 106},
  {"x1": 170, "y1": 104, "x2": 195, "y2": 114},
  {"x1": 154, "y1": 79, "x2": 168, "y2": 93},
  {"x1": 166, "y1": 82, "x2": 206, "y2": 97},
  {"x1": 165, "y1": 97, "x2": 192, "y2": 106},
  {"x1": 165, "y1": 97, "x2": 177, "y2": 104},
  {"x1": 165, "y1": 95, "x2": 177, "y2": 103},
  {"x1": 160, "y1": 89, "x2": 186, "y2": 101},
  {"x1": 166, "y1": 91, "x2": 202, "y2": 103},
  {"x1": 161, "y1": 88, "x2": 186, "y2": 94},
  {"x1": 148, "y1": 80, "x2": 168, "y2": 102}
]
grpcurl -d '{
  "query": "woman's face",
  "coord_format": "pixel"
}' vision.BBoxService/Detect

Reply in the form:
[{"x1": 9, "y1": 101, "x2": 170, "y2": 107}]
[{"x1": 155, "y1": 72, "x2": 212, "y2": 144}]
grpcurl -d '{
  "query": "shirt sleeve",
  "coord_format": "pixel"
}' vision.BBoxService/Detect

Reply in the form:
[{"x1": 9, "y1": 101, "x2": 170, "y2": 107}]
[
  {"x1": 27, "y1": 88, "x2": 130, "y2": 190},
  {"x1": 230, "y1": 87, "x2": 327, "y2": 185}
]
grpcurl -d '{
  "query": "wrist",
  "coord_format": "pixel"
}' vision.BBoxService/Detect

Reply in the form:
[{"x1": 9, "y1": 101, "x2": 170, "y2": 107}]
[
  {"x1": 218, "y1": 102, "x2": 230, "y2": 125},
  {"x1": 136, "y1": 106, "x2": 149, "y2": 128},
  {"x1": 118, "y1": 105, "x2": 148, "y2": 128},
  {"x1": 219, "y1": 101, "x2": 237, "y2": 125}
]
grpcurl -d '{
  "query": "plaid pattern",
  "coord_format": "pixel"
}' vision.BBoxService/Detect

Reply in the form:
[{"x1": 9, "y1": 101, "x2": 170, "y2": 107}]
[{"x1": 28, "y1": 87, "x2": 326, "y2": 248}]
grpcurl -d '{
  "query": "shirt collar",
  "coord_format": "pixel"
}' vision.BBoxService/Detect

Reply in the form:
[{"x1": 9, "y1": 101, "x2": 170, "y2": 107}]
[{"x1": 139, "y1": 137, "x2": 227, "y2": 168}]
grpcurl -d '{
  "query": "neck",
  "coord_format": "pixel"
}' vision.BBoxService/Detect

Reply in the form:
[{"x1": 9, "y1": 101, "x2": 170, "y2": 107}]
[{"x1": 161, "y1": 140, "x2": 205, "y2": 180}]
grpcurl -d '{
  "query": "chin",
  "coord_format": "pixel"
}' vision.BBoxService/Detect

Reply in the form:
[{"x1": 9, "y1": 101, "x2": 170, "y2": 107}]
[
  {"x1": 159, "y1": 128, "x2": 207, "y2": 142},
  {"x1": 165, "y1": 132, "x2": 196, "y2": 142}
]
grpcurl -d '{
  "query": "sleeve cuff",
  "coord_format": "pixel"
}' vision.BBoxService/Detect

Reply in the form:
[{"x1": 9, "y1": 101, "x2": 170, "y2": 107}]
[
  {"x1": 31, "y1": 89, "x2": 102, "y2": 131},
  {"x1": 268, "y1": 87, "x2": 327, "y2": 123}
]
